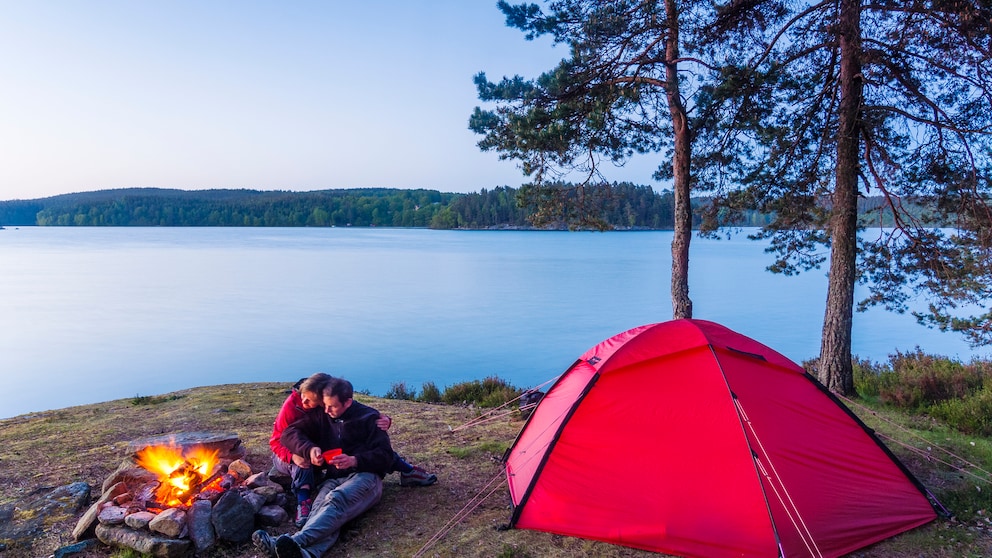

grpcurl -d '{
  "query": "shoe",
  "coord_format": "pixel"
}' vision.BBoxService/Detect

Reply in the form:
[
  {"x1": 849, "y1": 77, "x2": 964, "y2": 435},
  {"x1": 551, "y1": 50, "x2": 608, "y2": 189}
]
[
  {"x1": 252, "y1": 529, "x2": 277, "y2": 556},
  {"x1": 400, "y1": 466, "x2": 438, "y2": 487},
  {"x1": 275, "y1": 534, "x2": 304, "y2": 558},
  {"x1": 294, "y1": 498, "x2": 312, "y2": 528}
]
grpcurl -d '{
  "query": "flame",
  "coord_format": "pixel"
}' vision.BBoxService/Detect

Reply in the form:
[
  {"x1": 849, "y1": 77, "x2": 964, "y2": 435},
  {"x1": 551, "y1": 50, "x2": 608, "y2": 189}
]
[{"x1": 135, "y1": 443, "x2": 222, "y2": 507}]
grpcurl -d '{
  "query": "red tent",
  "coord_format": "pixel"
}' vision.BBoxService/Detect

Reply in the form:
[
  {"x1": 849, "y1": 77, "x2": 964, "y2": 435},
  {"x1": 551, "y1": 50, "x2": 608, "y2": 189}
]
[{"x1": 504, "y1": 319, "x2": 938, "y2": 557}]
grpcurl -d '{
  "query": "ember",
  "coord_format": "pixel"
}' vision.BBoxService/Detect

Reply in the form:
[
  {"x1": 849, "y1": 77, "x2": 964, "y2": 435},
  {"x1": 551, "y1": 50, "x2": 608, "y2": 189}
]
[{"x1": 135, "y1": 443, "x2": 223, "y2": 507}]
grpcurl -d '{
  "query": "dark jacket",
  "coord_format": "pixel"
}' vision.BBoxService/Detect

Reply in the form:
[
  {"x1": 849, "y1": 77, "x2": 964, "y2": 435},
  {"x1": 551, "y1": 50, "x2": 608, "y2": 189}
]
[{"x1": 280, "y1": 400, "x2": 394, "y2": 478}]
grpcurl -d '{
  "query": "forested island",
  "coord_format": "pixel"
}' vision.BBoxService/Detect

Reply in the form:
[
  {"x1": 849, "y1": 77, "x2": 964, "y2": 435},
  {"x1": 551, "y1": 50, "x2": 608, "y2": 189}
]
[{"x1": 0, "y1": 185, "x2": 902, "y2": 230}]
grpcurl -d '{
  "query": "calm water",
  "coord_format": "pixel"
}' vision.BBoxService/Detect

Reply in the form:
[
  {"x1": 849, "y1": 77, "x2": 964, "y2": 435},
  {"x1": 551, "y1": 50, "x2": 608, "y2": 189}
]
[{"x1": 0, "y1": 227, "x2": 985, "y2": 419}]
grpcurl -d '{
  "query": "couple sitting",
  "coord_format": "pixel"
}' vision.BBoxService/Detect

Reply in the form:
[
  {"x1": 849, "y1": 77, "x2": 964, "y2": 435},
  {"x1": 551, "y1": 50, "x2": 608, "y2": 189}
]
[{"x1": 254, "y1": 373, "x2": 436, "y2": 558}]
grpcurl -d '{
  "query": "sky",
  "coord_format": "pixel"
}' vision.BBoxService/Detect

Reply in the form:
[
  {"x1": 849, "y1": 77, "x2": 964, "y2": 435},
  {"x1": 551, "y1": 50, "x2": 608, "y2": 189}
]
[{"x1": 0, "y1": 1, "x2": 663, "y2": 201}]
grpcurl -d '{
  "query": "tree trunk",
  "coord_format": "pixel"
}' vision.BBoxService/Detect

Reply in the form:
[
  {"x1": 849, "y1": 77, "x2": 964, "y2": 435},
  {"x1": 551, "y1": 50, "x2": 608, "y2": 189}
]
[
  {"x1": 819, "y1": 0, "x2": 863, "y2": 395},
  {"x1": 665, "y1": 0, "x2": 693, "y2": 320}
]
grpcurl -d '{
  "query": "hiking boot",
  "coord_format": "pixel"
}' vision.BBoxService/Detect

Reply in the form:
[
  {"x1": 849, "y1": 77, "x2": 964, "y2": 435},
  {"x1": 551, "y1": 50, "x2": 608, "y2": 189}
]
[
  {"x1": 294, "y1": 498, "x2": 312, "y2": 528},
  {"x1": 275, "y1": 534, "x2": 304, "y2": 558},
  {"x1": 252, "y1": 529, "x2": 277, "y2": 557},
  {"x1": 400, "y1": 466, "x2": 438, "y2": 487}
]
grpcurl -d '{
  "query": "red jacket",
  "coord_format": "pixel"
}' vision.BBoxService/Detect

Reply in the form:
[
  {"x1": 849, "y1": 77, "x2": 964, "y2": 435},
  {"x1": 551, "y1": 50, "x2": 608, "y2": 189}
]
[{"x1": 269, "y1": 389, "x2": 309, "y2": 463}]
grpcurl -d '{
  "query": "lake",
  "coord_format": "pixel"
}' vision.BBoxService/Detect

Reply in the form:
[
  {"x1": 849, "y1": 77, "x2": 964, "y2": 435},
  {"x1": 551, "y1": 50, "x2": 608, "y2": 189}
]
[{"x1": 0, "y1": 226, "x2": 986, "y2": 419}]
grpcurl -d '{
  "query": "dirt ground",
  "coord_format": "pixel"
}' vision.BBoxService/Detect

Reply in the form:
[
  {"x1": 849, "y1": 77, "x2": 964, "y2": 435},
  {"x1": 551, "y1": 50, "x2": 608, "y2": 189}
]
[{"x1": 0, "y1": 382, "x2": 989, "y2": 557}]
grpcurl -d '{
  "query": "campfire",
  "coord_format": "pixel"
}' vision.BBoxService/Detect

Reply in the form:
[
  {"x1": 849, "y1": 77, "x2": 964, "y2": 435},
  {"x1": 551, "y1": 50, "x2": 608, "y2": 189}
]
[
  {"x1": 135, "y1": 443, "x2": 224, "y2": 508},
  {"x1": 72, "y1": 432, "x2": 291, "y2": 557}
]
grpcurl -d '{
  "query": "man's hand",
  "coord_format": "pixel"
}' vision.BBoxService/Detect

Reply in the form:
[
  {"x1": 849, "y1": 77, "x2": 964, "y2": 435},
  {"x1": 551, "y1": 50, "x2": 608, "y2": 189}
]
[
  {"x1": 328, "y1": 453, "x2": 358, "y2": 470},
  {"x1": 376, "y1": 414, "x2": 392, "y2": 431},
  {"x1": 291, "y1": 453, "x2": 310, "y2": 467},
  {"x1": 309, "y1": 446, "x2": 325, "y2": 466}
]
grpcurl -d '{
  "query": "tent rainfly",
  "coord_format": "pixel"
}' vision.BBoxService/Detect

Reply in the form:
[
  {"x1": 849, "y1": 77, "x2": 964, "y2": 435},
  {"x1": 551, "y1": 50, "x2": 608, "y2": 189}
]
[{"x1": 504, "y1": 319, "x2": 939, "y2": 558}]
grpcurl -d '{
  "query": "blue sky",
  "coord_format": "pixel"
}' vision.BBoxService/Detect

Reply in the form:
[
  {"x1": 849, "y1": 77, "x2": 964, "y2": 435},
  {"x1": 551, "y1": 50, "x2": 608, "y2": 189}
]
[{"x1": 0, "y1": 1, "x2": 662, "y2": 201}]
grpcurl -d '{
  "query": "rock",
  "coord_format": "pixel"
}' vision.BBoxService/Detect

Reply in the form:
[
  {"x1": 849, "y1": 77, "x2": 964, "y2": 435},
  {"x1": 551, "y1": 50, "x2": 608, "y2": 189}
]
[
  {"x1": 228, "y1": 458, "x2": 252, "y2": 481},
  {"x1": 52, "y1": 538, "x2": 100, "y2": 558},
  {"x1": 245, "y1": 471, "x2": 273, "y2": 488},
  {"x1": 256, "y1": 504, "x2": 289, "y2": 527},
  {"x1": 73, "y1": 482, "x2": 129, "y2": 540},
  {"x1": 125, "y1": 511, "x2": 156, "y2": 529},
  {"x1": 187, "y1": 499, "x2": 216, "y2": 553},
  {"x1": 253, "y1": 484, "x2": 282, "y2": 504},
  {"x1": 113, "y1": 492, "x2": 133, "y2": 506},
  {"x1": 97, "y1": 506, "x2": 127, "y2": 525},
  {"x1": 102, "y1": 466, "x2": 158, "y2": 494},
  {"x1": 0, "y1": 502, "x2": 39, "y2": 551},
  {"x1": 0, "y1": 482, "x2": 95, "y2": 554},
  {"x1": 519, "y1": 389, "x2": 545, "y2": 418},
  {"x1": 149, "y1": 507, "x2": 186, "y2": 537},
  {"x1": 44, "y1": 482, "x2": 93, "y2": 514},
  {"x1": 211, "y1": 489, "x2": 255, "y2": 542},
  {"x1": 243, "y1": 490, "x2": 267, "y2": 512},
  {"x1": 96, "y1": 523, "x2": 191, "y2": 558}
]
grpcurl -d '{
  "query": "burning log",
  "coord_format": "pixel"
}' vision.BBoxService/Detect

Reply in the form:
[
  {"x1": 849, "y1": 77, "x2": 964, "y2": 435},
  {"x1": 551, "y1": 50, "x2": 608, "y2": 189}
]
[{"x1": 177, "y1": 467, "x2": 225, "y2": 506}]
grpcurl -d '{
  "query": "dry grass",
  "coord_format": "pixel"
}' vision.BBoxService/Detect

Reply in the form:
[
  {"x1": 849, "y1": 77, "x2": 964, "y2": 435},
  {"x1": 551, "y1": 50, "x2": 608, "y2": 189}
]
[{"x1": 0, "y1": 382, "x2": 990, "y2": 557}]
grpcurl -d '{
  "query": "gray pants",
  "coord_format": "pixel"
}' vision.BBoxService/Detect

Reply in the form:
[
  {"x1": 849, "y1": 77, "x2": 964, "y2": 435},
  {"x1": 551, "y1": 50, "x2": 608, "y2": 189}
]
[{"x1": 288, "y1": 471, "x2": 383, "y2": 557}]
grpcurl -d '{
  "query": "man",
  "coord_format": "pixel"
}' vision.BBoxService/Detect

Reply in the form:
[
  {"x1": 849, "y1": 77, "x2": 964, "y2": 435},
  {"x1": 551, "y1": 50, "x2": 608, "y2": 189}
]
[
  {"x1": 254, "y1": 377, "x2": 396, "y2": 558},
  {"x1": 267, "y1": 374, "x2": 437, "y2": 527}
]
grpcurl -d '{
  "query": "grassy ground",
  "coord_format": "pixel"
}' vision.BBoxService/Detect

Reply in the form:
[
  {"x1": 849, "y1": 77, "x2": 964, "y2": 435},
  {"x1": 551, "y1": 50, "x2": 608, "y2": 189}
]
[{"x1": 0, "y1": 382, "x2": 990, "y2": 557}]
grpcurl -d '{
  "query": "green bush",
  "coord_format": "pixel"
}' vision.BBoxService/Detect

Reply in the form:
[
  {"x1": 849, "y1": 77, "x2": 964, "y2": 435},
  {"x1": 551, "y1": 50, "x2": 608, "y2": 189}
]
[
  {"x1": 853, "y1": 357, "x2": 886, "y2": 399},
  {"x1": 384, "y1": 382, "x2": 416, "y2": 400},
  {"x1": 878, "y1": 349, "x2": 984, "y2": 411},
  {"x1": 441, "y1": 376, "x2": 522, "y2": 407},
  {"x1": 417, "y1": 381, "x2": 442, "y2": 403},
  {"x1": 929, "y1": 383, "x2": 992, "y2": 436}
]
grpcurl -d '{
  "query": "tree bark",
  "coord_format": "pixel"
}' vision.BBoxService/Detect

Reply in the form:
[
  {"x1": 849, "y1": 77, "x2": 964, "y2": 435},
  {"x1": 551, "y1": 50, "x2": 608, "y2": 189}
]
[
  {"x1": 665, "y1": 0, "x2": 693, "y2": 320},
  {"x1": 819, "y1": 0, "x2": 863, "y2": 395}
]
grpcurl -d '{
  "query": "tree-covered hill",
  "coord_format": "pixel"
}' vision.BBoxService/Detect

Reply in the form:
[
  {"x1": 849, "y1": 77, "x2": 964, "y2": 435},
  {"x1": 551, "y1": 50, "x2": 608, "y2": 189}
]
[
  {"x1": 0, "y1": 185, "x2": 689, "y2": 230},
  {"x1": 0, "y1": 188, "x2": 457, "y2": 228},
  {"x1": 0, "y1": 185, "x2": 901, "y2": 230}
]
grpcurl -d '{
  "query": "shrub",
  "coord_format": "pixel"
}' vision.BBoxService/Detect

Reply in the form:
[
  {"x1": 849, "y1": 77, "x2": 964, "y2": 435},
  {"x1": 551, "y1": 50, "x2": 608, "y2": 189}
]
[
  {"x1": 384, "y1": 382, "x2": 416, "y2": 400},
  {"x1": 878, "y1": 349, "x2": 984, "y2": 411},
  {"x1": 853, "y1": 357, "x2": 886, "y2": 399},
  {"x1": 441, "y1": 376, "x2": 522, "y2": 407},
  {"x1": 929, "y1": 383, "x2": 992, "y2": 436},
  {"x1": 417, "y1": 381, "x2": 442, "y2": 403},
  {"x1": 130, "y1": 394, "x2": 184, "y2": 406}
]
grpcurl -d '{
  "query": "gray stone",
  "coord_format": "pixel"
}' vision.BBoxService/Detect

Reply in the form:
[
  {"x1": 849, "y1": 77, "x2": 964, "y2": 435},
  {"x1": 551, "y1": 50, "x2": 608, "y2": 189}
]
[
  {"x1": 44, "y1": 481, "x2": 92, "y2": 514},
  {"x1": 97, "y1": 505, "x2": 127, "y2": 525},
  {"x1": 253, "y1": 484, "x2": 282, "y2": 504},
  {"x1": 256, "y1": 504, "x2": 289, "y2": 527},
  {"x1": 125, "y1": 510, "x2": 156, "y2": 529},
  {"x1": 0, "y1": 482, "x2": 95, "y2": 550},
  {"x1": 52, "y1": 538, "x2": 100, "y2": 558},
  {"x1": 96, "y1": 523, "x2": 191, "y2": 558},
  {"x1": 148, "y1": 507, "x2": 185, "y2": 537},
  {"x1": 245, "y1": 471, "x2": 273, "y2": 488},
  {"x1": 73, "y1": 480, "x2": 130, "y2": 540},
  {"x1": 187, "y1": 499, "x2": 216, "y2": 554},
  {"x1": 210, "y1": 489, "x2": 255, "y2": 542},
  {"x1": 243, "y1": 490, "x2": 267, "y2": 512},
  {"x1": 0, "y1": 502, "x2": 40, "y2": 549}
]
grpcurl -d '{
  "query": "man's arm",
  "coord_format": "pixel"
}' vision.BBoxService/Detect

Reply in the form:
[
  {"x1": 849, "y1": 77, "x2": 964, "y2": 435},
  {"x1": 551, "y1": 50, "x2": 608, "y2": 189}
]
[{"x1": 281, "y1": 412, "x2": 324, "y2": 462}]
